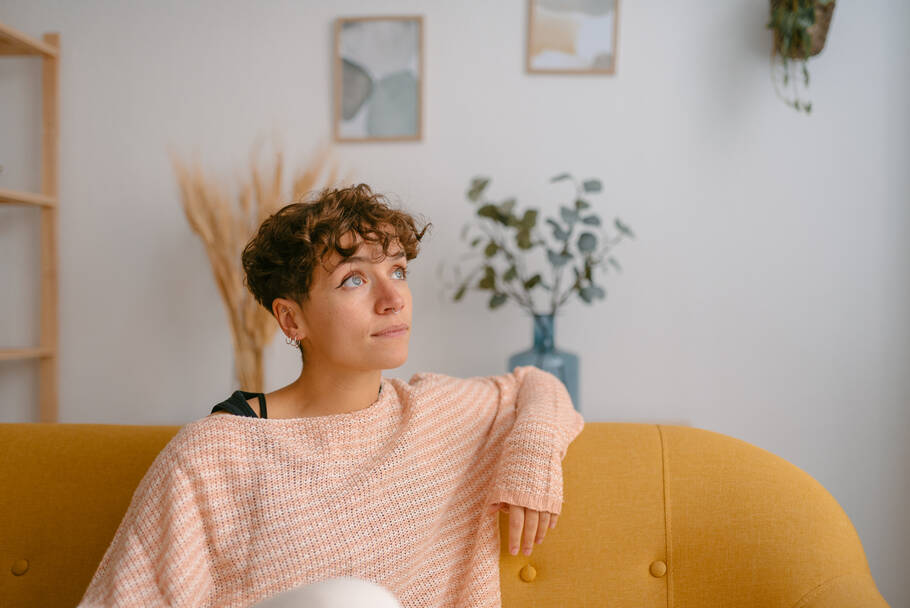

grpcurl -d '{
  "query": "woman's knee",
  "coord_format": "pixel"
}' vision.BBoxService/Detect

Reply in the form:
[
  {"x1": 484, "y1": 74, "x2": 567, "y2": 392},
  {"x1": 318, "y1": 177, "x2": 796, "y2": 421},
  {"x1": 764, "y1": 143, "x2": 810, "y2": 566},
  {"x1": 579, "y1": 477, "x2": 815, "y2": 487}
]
[{"x1": 252, "y1": 576, "x2": 403, "y2": 608}]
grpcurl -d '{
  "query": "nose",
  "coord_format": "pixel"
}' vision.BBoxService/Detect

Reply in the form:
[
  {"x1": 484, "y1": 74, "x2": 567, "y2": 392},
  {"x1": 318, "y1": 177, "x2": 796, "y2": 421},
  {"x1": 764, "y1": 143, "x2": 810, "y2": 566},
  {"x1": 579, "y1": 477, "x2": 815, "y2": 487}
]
[{"x1": 375, "y1": 274, "x2": 406, "y2": 314}]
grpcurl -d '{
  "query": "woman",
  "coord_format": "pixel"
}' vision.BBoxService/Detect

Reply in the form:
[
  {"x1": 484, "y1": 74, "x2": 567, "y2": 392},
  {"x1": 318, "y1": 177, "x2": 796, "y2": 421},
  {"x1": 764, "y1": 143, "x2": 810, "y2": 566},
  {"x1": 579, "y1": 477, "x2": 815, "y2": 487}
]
[{"x1": 78, "y1": 184, "x2": 585, "y2": 607}]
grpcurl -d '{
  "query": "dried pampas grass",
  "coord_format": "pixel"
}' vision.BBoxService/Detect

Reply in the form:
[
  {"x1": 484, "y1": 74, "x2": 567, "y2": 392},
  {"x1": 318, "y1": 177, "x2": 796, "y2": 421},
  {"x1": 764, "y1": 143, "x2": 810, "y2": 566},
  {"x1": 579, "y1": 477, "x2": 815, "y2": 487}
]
[{"x1": 171, "y1": 140, "x2": 346, "y2": 392}]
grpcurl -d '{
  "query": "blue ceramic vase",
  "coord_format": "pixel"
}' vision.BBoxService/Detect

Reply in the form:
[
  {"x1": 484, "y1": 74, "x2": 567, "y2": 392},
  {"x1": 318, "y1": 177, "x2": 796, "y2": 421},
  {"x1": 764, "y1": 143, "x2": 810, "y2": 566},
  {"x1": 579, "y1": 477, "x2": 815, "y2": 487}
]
[{"x1": 507, "y1": 313, "x2": 580, "y2": 412}]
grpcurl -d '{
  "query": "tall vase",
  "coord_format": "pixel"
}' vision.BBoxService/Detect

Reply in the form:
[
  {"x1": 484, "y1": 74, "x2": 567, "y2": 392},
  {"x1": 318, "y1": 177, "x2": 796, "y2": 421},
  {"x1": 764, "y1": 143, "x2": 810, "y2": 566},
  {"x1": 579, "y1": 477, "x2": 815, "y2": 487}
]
[{"x1": 507, "y1": 313, "x2": 580, "y2": 412}]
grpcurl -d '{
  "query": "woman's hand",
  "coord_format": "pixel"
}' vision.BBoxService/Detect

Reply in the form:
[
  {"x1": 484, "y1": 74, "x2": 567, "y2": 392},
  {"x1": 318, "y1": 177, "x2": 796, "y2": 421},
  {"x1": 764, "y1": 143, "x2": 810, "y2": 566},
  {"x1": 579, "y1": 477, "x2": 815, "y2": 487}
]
[{"x1": 486, "y1": 502, "x2": 559, "y2": 556}]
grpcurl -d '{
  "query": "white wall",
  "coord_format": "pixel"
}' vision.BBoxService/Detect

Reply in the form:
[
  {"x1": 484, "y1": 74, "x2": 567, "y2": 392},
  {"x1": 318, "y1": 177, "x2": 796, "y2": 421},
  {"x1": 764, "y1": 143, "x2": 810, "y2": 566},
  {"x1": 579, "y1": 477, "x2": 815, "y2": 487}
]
[{"x1": 1, "y1": 0, "x2": 907, "y2": 604}]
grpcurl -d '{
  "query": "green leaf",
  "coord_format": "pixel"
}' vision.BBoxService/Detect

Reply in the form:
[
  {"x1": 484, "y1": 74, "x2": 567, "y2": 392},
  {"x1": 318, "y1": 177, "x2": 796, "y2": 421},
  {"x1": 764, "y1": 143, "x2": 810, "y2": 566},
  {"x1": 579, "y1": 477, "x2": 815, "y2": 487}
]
[
  {"x1": 546, "y1": 218, "x2": 569, "y2": 241},
  {"x1": 489, "y1": 292, "x2": 509, "y2": 309},
  {"x1": 581, "y1": 215, "x2": 601, "y2": 226},
  {"x1": 520, "y1": 209, "x2": 538, "y2": 229},
  {"x1": 575, "y1": 198, "x2": 591, "y2": 211},
  {"x1": 579, "y1": 285, "x2": 605, "y2": 303},
  {"x1": 477, "y1": 266, "x2": 496, "y2": 289},
  {"x1": 467, "y1": 177, "x2": 490, "y2": 202},
  {"x1": 454, "y1": 285, "x2": 467, "y2": 301},
  {"x1": 477, "y1": 204, "x2": 499, "y2": 221},
  {"x1": 516, "y1": 229, "x2": 533, "y2": 250},
  {"x1": 582, "y1": 179, "x2": 602, "y2": 193},
  {"x1": 559, "y1": 206, "x2": 578, "y2": 225},
  {"x1": 550, "y1": 173, "x2": 572, "y2": 182},
  {"x1": 503, "y1": 265, "x2": 518, "y2": 282},
  {"x1": 470, "y1": 236, "x2": 483, "y2": 248},
  {"x1": 547, "y1": 249, "x2": 573, "y2": 268},
  {"x1": 615, "y1": 218, "x2": 635, "y2": 238},
  {"x1": 524, "y1": 274, "x2": 542, "y2": 290},
  {"x1": 477, "y1": 204, "x2": 509, "y2": 226},
  {"x1": 498, "y1": 198, "x2": 516, "y2": 216},
  {"x1": 577, "y1": 232, "x2": 597, "y2": 253},
  {"x1": 484, "y1": 241, "x2": 499, "y2": 257}
]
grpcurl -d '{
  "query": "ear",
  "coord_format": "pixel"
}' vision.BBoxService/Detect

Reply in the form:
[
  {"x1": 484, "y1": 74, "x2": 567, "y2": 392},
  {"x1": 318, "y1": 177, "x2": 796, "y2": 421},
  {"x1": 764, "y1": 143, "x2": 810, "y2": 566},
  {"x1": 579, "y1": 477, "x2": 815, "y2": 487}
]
[{"x1": 272, "y1": 298, "x2": 306, "y2": 341}]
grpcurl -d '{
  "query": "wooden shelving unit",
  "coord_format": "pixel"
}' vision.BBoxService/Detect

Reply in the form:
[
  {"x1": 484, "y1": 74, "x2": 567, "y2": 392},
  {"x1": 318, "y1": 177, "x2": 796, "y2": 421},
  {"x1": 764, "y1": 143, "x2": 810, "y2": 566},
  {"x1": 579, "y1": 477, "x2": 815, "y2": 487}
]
[{"x1": 0, "y1": 21, "x2": 60, "y2": 422}]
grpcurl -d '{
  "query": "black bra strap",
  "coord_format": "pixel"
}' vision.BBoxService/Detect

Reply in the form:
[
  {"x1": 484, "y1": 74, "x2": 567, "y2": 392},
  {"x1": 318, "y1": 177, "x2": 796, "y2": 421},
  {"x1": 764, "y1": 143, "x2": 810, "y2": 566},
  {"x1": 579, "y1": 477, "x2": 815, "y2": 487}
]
[{"x1": 257, "y1": 393, "x2": 267, "y2": 419}]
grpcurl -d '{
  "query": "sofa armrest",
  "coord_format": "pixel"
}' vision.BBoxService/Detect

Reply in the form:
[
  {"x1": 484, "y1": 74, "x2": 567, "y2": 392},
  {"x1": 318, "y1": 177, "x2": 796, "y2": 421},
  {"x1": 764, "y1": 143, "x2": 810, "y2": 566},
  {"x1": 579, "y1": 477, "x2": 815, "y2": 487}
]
[{"x1": 659, "y1": 425, "x2": 890, "y2": 607}]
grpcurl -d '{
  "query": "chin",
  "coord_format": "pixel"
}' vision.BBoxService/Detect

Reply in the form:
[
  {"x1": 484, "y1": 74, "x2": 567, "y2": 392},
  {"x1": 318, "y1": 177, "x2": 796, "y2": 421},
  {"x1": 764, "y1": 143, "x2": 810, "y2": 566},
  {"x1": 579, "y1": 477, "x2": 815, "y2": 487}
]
[{"x1": 379, "y1": 350, "x2": 409, "y2": 369}]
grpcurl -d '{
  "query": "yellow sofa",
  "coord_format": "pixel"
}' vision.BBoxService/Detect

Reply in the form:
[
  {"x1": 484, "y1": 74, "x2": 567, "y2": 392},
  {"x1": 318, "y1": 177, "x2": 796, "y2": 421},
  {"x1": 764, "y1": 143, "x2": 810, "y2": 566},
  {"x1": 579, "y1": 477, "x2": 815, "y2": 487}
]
[{"x1": 0, "y1": 422, "x2": 890, "y2": 607}]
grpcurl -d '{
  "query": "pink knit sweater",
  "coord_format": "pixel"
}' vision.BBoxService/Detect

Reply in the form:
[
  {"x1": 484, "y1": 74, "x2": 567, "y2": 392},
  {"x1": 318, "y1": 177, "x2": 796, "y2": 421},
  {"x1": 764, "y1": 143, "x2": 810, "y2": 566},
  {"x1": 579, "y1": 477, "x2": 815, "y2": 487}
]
[{"x1": 78, "y1": 365, "x2": 585, "y2": 608}]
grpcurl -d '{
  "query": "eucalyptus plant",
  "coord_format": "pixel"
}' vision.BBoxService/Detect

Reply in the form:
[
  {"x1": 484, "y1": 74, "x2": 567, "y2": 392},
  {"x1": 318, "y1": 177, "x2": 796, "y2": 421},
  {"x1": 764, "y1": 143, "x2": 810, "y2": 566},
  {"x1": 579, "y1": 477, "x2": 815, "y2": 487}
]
[
  {"x1": 767, "y1": 0, "x2": 834, "y2": 114},
  {"x1": 446, "y1": 172, "x2": 634, "y2": 316}
]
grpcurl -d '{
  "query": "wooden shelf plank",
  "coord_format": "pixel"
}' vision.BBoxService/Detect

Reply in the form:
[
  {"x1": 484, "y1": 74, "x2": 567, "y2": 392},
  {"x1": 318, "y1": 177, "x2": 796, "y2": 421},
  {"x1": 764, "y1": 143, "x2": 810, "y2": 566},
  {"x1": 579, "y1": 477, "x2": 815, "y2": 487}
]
[
  {"x1": 0, "y1": 347, "x2": 55, "y2": 362},
  {"x1": 0, "y1": 22, "x2": 58, "y2": 57},
  {"x1": 0, "y1": 187, "x2": 57, "y2": 208}
]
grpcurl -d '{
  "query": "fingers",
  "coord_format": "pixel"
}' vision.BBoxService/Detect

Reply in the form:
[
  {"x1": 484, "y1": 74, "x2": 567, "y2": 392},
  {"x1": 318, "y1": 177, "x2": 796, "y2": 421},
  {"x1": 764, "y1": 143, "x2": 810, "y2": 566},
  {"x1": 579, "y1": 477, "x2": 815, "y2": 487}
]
[
  {"x1": 536, "y1": 512, "x2": 550, "y2": 544},
  {"x1": 492, "y1": 502, "x2": 559, "y2": 556},
  {"x1": 508, "y1": 504, "x2": 524, "y2": 555},
  {"x1": 521, "y1": 508, "x2": 538, "y2": 555}
]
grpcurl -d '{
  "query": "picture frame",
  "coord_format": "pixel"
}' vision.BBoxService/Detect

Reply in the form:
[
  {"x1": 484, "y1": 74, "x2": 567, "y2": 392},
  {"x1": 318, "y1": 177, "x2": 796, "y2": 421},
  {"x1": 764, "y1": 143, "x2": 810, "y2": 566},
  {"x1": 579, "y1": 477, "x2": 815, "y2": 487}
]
[
  {"x1": 526, "y1": 0, "x2": 620, "y2": 75},
  {"x1": 333, "y1": 15, "x2": 424, "y2": 142}
]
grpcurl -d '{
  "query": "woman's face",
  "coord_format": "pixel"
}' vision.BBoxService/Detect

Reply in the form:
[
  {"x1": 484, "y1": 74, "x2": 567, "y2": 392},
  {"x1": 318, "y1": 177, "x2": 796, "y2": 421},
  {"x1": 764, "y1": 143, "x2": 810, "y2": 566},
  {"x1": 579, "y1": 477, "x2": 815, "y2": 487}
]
[{"x1": 297, "y1": 231, "x2": 412, "y2": 372}]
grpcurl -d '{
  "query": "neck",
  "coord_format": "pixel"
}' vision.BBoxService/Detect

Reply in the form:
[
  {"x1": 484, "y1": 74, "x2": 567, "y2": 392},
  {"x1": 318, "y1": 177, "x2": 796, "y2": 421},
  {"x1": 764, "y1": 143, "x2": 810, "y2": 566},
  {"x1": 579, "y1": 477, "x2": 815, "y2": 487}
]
[{"x1": 271, "y1": 364, "x2": 383, "y2": 418}]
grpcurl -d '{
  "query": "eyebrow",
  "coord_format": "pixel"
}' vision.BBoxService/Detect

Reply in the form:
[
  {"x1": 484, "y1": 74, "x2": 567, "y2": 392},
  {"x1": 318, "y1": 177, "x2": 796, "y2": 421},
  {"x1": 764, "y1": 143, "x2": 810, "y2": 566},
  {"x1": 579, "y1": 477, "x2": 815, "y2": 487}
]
[{"x1": 332, "y1": 251, "x2": 406, "y2": 273}]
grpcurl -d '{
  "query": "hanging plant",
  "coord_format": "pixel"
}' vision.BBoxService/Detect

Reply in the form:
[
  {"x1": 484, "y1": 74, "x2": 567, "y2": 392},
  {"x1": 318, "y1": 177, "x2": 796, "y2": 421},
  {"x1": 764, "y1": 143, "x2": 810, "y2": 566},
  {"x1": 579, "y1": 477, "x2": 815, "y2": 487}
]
[{"x1": 766, "y1": 0, "x2": 836, "y2": 114}]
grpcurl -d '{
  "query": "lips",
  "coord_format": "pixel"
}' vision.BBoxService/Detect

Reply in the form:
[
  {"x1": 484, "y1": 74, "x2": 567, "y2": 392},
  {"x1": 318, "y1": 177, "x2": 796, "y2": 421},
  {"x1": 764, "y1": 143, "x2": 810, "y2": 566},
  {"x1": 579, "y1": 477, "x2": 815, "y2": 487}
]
[{"x1": 372, "y1": 323, "x2": 409, "y2": 336}]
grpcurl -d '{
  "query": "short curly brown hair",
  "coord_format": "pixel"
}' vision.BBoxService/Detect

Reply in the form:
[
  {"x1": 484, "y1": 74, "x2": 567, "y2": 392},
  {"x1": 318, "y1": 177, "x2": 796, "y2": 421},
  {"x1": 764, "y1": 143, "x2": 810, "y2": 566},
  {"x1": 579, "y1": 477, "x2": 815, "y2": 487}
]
[{"x1": 241, "y1": 183, "x2": 432, "y2": 320}]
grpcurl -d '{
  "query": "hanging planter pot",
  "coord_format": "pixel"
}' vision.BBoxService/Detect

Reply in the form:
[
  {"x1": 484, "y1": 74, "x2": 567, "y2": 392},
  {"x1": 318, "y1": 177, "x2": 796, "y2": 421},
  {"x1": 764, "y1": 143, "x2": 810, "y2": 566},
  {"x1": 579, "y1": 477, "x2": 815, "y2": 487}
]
[
  {"x1": 770, "y1": 0, "x2": 836, "y2": 59},
  {"x1": 767, "y1": 0, "x2": 836, "y2": 113}
]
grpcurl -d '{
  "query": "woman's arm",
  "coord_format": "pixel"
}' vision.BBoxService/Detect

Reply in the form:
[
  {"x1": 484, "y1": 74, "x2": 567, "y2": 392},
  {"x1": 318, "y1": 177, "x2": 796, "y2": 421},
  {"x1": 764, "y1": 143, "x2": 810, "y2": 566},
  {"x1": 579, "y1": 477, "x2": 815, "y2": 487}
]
[
  {"x1": 479, "y1": 364, "x2": 585, "y2": 515},
  {"x1": 410, "y1": 364, "x2": 584, "y2": 514},
  {"x1": 77, "y1": 447, "x2": 216, "y2": 607}
]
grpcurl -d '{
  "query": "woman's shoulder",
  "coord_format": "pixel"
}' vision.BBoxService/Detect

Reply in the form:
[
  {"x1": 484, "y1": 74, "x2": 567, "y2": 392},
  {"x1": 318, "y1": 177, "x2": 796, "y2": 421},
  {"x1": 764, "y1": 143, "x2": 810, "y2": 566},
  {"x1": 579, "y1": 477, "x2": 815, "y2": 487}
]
[
  {"x1": 399, "y1": 369, "x2": 494, "y2": 398},
  {"x1": 406, "y1": 370, "x2": 458, "y2": 385},
  {"x1": 405, "y1": 366, "x2": 534, "y2": 388}
]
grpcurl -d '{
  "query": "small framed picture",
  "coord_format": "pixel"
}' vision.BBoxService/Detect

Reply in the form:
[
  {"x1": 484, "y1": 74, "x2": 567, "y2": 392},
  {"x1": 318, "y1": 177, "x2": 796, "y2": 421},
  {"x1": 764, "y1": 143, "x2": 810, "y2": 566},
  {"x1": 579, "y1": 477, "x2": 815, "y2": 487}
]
[
  {"x1": 526, "y1": 0, "x2": 620, "y2": 75},
  {"x1": 334, "y1": 15, "x2": 423, "y2": 142}
]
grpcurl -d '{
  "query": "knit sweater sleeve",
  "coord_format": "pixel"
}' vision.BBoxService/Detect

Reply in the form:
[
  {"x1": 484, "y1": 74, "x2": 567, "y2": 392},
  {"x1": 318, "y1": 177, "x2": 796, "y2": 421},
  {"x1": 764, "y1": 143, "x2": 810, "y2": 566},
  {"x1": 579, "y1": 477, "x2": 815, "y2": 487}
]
[
  {"x1": 77, "y1": 438, "x2": 215, "y2": 608},
  {"x1": 481, "y1": 365, "x2": 585, "y2": 515},
  {"x1": 415, "y1": 364, "x2": 585, "y2": 516}
]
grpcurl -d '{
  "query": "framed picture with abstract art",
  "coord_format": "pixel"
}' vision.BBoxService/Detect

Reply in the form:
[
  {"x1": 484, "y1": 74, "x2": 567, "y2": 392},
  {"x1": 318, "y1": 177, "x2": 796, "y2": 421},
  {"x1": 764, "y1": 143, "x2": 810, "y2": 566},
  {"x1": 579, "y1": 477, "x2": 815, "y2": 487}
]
[
  {"x1": 334, "y1": 15, "x2": 423, "y2": 142},
  {"x1": 526, "y1": 0, "x2": 620, "y2": 74}
]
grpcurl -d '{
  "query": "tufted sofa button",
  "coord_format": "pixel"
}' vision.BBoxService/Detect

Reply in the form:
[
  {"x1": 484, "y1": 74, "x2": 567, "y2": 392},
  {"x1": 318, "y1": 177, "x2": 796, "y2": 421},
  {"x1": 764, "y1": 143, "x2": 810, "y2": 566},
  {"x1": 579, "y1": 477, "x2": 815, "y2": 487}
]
[
  {"x1": 649, "y1": 560, "x2": 667, "y2": 577},
  {"x1": 519, "y1": 564, "x2": 537, "y2": 582},
  {"x1": 11, "y1": 559, "x2": 29, "y2": 576}
]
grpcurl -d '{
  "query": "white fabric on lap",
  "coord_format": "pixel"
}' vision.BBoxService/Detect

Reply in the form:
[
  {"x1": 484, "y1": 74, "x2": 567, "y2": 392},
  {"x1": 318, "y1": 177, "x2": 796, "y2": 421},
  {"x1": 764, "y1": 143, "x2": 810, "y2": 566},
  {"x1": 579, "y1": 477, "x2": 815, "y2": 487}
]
[{"x1": 250, "y1": 576, "x2": 403, "y2": 608}]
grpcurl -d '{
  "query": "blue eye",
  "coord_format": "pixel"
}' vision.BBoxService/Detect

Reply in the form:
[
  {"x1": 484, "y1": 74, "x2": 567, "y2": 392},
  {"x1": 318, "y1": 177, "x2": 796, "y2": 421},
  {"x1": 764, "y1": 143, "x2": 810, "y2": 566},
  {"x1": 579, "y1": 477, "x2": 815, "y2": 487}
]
[
  {"x1": 341, "y1": 274, "x2": 365, "y2": 288},
  {"x1": 340, "y1": 266, "x2": 407, "y2": 288}
]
